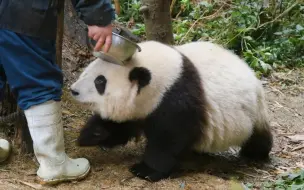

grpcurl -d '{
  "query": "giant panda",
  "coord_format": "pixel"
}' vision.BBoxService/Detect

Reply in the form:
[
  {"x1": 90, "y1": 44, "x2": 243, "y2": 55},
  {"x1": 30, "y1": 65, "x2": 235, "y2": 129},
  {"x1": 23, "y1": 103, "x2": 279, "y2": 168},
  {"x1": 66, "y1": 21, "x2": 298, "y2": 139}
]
[{"x1": 70, "y1": 40, "x2": 273, "y2": 182}]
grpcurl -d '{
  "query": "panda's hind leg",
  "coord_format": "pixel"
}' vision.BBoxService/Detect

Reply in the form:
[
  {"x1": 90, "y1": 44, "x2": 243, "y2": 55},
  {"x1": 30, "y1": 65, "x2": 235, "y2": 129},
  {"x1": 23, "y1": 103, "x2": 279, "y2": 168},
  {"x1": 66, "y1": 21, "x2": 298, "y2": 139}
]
[{"x1": 239, "y1": 121, "x2": 273, "y2": 161}]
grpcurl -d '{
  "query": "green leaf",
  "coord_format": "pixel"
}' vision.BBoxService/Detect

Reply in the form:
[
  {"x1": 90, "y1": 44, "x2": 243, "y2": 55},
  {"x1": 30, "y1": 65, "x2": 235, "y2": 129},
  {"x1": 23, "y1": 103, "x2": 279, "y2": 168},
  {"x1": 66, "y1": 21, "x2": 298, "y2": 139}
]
[
  {"x1": 243, "y1": 36, "x2": 253, "y2": 41},
  {"x1": 250, "y1": 58, "x2": 259, "y2": 68},
  {"x1": 296, "y1": 24, "x2": 304, "y2": 32},
  {"x1": 287, "y1": 173, "x2": 301, "y2": 181},
  {"x1": 264, "y1": 52, "x2": 272, "y2": 56},
  {"x1": 259, "y1": 60, "x2": 272, "y2": 73},
  {"x1": 274, "y1": 32, "x2": 283, "y2": 35},
  {"x1": 290, "y1": 184, "x2": 304, "y2": 190}
]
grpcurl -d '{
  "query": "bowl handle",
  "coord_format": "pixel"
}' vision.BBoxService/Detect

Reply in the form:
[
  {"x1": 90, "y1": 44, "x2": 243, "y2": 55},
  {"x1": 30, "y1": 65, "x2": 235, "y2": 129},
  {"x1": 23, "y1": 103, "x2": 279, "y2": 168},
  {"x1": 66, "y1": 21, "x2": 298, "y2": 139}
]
[{"x1": 134, "y1": 43, "x2": 142, "y2": 52}]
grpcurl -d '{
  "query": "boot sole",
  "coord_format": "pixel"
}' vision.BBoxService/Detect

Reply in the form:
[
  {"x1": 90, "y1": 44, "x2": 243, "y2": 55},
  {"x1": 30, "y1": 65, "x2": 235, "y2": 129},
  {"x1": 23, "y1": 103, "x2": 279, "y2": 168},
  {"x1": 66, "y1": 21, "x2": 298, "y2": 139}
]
[{"x1": 37, "y1": 165, "x2": 91, "y2": 186}]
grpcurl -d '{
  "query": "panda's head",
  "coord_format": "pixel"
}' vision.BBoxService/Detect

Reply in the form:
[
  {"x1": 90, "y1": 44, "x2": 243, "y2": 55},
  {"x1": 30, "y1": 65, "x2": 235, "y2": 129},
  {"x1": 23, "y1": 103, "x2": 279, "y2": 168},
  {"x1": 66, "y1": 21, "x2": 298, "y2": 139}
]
[
  {"x1": 70, "y1": 41, "x2": 184, "y2": 122},
  {"x1": 70, "y1": 57, "x2": 151, "y2": 121}
]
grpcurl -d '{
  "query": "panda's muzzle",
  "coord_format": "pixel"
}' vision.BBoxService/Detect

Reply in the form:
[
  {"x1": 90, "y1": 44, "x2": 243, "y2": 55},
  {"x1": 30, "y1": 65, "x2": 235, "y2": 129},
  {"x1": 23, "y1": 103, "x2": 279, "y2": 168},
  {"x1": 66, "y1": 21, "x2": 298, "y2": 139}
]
[{"x1": 70, "y1": 89, "x2": 79, "y2": 96}]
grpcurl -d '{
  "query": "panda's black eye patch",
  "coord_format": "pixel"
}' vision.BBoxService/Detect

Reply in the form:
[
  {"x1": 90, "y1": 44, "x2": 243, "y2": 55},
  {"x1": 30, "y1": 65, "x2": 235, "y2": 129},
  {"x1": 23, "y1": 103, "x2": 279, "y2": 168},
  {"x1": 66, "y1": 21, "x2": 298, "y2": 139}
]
[{"x1": 94, "y1": 75, "x2": 107, "y2": 95}]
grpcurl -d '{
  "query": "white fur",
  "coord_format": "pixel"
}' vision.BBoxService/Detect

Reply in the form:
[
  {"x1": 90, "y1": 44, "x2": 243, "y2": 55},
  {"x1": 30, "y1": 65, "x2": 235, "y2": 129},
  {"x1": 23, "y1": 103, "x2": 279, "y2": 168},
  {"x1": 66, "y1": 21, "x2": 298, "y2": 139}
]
[
  {"x1": 175, "y1": 42, "x2": 269, "y2": 153},
  {"x1": 71, "y1": 40, "x2": 270, "y2": 153},
  {"x1": 71, "y1": 41, "x2": 183, "y2": 122}
]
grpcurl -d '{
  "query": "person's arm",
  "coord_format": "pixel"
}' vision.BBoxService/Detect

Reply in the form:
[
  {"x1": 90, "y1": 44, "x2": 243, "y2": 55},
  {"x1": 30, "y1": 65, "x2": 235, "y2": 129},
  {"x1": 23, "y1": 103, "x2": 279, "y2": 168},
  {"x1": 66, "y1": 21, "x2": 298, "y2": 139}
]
[
  {"x1": 71, "y1": 0, "x2": 115, "y2": 27},
  {"x1": 71, "y1": 0, "x2": 116, "y2": 52}
]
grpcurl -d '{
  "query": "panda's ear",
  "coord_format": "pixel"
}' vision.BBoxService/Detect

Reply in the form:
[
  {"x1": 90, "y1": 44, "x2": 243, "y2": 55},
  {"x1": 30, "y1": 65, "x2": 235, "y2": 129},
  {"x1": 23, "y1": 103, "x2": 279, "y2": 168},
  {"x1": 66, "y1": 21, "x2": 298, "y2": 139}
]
[{"x1": 129, "y1": 67, "x2": 151, "y2": 94}]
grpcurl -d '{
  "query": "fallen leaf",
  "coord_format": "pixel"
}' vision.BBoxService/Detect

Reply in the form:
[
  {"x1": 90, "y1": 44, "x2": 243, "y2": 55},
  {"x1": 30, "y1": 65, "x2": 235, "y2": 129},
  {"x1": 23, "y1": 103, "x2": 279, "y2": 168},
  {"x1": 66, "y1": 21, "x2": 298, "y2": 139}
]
[
  {"x1": 17, "y1": 180, "x2": 43, "y2": 190},
  {"x1": 62, "y1": 109, "x2": 72, "y2": 115},
  {"x1": 287, "y1": 134, "x2": 304, "y2": 143}
]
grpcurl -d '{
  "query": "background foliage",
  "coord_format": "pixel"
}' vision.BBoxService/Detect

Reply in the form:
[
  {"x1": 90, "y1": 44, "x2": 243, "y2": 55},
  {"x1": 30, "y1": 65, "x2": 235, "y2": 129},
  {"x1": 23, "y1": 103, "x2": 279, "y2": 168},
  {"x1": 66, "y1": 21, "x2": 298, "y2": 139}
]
[
  {"x1": 246, "y1": 168, "x2": 304, "y2": 190},
  {"x1": 115, "y1": 0, "x2": 303, "y2": 77}
]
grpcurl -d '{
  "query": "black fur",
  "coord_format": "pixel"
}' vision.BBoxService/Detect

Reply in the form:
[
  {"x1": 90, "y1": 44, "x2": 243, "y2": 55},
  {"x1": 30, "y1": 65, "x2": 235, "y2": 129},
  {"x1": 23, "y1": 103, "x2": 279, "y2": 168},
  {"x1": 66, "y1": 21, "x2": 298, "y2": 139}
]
[
  {"x1": 94, "y1": 75, "x2": 107, "y2": 95},
  {"x1": 129, "y1": 67, "x2": 151, "y2": 94},
  {"x1": 77, "y1": 48, "x2": 272, "y2": 182},
  {"x1": 77, "y1": 52, "x2": 207, "y2": 182},
  {"x1": 71, "y1": 89, "x2": 79, "y2": 96},
  {"x1": 77, "y1": 114, "x2": 110, "y2": 146},
  {"x1": 77, "y1": 114, "x2": 143, "y2": 148},
  {"x1": 240, "y1": 123, "x2": 273, "y2": 161},
  {"x1": 77, "y1": 53, "x2": 207, "y2": 182},
  {"x1": 128, "y1": 53, "x2": 208, "y2": 182}
]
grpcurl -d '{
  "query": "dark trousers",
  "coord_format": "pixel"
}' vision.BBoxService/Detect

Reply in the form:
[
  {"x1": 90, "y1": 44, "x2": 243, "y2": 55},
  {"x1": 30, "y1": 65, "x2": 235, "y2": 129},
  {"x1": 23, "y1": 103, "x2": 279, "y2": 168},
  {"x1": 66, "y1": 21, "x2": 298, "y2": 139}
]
[{"x1": 0, "y1": 29, "x2": 63, "y2": 110}]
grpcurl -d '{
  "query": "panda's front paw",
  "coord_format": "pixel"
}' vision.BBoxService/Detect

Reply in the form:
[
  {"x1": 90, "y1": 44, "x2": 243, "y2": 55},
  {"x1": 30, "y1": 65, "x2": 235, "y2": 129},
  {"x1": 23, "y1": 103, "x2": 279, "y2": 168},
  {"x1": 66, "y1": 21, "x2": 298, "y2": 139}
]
[
  {"x1": 129, "y1": 162, "x2": 169, "y2": 182},
  {"x1": 98, "y1": 135, "x2": 130, "y2": 149}
]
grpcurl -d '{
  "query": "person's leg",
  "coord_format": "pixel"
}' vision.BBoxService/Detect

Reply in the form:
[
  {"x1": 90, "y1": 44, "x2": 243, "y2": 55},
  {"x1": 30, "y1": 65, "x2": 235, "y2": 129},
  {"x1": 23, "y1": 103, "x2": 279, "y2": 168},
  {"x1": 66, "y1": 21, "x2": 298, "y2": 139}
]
[
  {"x1": 0, "y1": 29, "x2": 90, "y2": 184},
  {"x1": 0, "y1": 66, "x2": 6, "y2": 101}
]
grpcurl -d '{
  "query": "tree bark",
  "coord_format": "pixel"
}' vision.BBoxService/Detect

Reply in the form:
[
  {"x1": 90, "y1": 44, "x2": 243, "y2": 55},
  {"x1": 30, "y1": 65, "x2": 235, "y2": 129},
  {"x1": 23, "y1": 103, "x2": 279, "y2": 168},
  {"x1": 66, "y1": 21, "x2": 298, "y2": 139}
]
[
  {"x1": 64, "y1": 0, "x2": 88, "y2": 48},
  {"x1": 14, "y1": 112, "x2": 33, "y2": 154},
  {"x1": 140, "y1": 0, "x2": 174, "y2": 44},
  {"x1": 0, "y1": 83, "x2": 34, "y2": 154},
  {"x1": 56, "y1": 0, "x2": 65, "y2": 69}
]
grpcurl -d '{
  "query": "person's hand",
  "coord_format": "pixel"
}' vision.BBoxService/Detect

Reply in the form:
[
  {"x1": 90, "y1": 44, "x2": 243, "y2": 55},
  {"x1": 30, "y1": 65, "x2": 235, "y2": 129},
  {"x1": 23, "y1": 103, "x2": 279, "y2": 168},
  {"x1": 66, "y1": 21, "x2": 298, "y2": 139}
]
[{"x1": 87, "y1": 24, "x2": 113, "y2": 52}]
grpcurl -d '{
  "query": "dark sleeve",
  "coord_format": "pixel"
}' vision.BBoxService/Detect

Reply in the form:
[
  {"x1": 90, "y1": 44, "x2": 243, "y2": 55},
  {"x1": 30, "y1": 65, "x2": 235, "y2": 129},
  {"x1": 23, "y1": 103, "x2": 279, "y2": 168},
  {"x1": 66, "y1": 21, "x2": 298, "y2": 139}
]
[{"x1": 70, "y1": 0, "x2": 116, "y2": 27}]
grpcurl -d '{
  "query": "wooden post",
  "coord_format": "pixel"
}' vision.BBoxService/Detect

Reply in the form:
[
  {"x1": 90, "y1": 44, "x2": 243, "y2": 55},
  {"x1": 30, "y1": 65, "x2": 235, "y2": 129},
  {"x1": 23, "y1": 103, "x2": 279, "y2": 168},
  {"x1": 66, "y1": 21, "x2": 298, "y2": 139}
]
[
  {"x1": 56, "y1": 0, "x2": 65, "y2": 69},
  {"x1": 15, "y1": 111, "x2": 33, "y2": 154},
  {"x1": 139, "y1": 0, "x2": 174, "y2": 44},
  {"x1": 3, "y1": 83, "x2": 34, "y2": 154}
]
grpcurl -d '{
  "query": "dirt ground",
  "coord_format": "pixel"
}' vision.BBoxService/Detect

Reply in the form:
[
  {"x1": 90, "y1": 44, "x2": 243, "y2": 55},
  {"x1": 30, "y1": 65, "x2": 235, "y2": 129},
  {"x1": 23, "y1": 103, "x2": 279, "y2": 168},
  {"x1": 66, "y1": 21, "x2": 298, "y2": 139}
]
[{"x1": 0, "y1": 37, "x2": 303, "y2": 189}]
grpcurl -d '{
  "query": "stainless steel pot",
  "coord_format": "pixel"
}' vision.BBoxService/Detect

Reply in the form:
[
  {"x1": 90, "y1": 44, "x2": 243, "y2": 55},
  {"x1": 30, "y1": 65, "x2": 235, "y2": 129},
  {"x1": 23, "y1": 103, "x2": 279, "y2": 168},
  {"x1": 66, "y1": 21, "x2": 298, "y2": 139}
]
[{"x1": 85, "y1": 27, "x2": 141, "y2": 65}]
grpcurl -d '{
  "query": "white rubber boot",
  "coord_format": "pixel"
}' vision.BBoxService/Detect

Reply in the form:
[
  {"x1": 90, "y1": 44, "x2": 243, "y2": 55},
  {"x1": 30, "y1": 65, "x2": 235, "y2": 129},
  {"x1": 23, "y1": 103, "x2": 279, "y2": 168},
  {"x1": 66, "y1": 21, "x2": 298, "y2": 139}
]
[
  {"x1": 0, "y1": 138, "x2": 11, "y2": 163},
  {"x1": 24, "y1": 100, "x2": 90, "y2": 185}
]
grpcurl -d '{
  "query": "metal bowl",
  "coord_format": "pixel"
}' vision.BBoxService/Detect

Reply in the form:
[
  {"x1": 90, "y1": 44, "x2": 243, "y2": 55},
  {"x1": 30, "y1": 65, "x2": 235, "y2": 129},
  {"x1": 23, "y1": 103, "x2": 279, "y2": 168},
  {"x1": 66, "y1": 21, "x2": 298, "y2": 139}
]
[{"x1": 86, "y1": 31, "x2": 141, "y2": 65}]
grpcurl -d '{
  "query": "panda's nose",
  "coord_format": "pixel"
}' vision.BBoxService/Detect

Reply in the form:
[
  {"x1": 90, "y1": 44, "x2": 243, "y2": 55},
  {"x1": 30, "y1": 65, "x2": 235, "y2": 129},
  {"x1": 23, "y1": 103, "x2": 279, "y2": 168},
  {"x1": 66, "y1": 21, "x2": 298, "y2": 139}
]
[{"x1": 71, "y1": 89, "x2": 79, "y2": 96}]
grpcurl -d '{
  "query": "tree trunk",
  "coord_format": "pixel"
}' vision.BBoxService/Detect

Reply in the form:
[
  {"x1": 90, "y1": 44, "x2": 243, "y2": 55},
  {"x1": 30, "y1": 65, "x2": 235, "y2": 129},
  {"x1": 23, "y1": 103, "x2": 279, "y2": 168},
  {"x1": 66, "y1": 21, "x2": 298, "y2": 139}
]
[
  {"x1": 140, "y1": 0, "x2": 174, "y2": 44},
  {"x1": 64, "y1": 0, "x2": 88, "y2": 48},
  {"x1": 0, "y1": 83, "x2": 34, "y2": 154},
  {"x1": 56, "y1": 0, "x2": 65, "y2": 69},
  {"x1": 14, "y1": 112, "x2": 33, "y2": 154}
]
